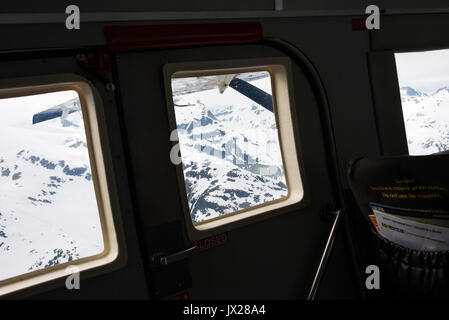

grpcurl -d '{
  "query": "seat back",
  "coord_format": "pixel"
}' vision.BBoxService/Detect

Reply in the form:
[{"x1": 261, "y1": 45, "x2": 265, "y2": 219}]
[{"x1": 347, "y1": 153, "x2": 449, "y2": 298}]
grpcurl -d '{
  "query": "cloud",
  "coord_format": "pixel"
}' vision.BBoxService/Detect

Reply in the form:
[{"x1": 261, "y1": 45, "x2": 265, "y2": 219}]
[{"x1": 395, "y1": 48, "x2": 449, "y2": 93}]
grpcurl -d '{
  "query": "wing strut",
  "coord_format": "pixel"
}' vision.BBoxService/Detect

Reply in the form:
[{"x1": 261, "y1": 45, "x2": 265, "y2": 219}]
[
  {"x1": 229, "y1": 78, "x2": 274, "y2": 113},
  {"x1": 32, "y1": 98, "x2": 80, "y2": 124}
]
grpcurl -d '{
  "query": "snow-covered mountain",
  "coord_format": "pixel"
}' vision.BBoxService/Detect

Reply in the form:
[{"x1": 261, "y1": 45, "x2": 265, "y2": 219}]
[
  {"x1": 0, "y1": 91, "x2": 103, "y2": 281},
  {"x1": 172, "y1": 72, "x2": 287, "y2": 223},
  {"x1": 399, "y1": 86, "x2": 449, "y2": 155}
]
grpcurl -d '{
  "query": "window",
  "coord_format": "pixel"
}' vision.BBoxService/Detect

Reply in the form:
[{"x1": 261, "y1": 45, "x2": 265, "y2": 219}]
[
  {"x1": 165, "y1": 59, "x2": 304, "y2": 236},
  {"x1": 395, "y1": 49, "x2": 449, "y2": 155},
  {"x1": 172, "y1": 71, "x2": 287, "y2": 224},
  {"x1": 0, "y1": 79, "x2": 118, "y2": 296}
]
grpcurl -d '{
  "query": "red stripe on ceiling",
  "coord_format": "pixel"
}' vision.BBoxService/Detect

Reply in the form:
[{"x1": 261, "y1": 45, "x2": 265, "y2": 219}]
[{"x1": 105, "y1": 22, "x2": 263, "y2": 52}]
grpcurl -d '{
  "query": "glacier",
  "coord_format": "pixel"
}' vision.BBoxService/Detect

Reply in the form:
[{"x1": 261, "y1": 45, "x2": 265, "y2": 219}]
[
  {"x1": 172, "y1": 72, "x2": 288, "y2": 224},
  {"x1": 399, "y1": 86, "x2": 449, "y2": 155}
]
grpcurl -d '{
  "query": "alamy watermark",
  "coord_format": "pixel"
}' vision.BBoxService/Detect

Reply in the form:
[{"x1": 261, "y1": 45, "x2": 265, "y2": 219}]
[
  {"x1": 169, "y1": 127, "x2": 283, "y2": 172},
  {"x1": 365, "y1": 265, "x2": 380, "y2": 290},
  {"x1": 65, "y1": 265, "x2": 80, "y2": 290},
  {"x1": 365, "y1": 5, "x2": 380, "y2": 30},
  {"x1": 170, "y1": 129, "x2": 182, "y2": 165},
  {"x1": 65, "y1": 5, "x2": 80, "y2": 30}
]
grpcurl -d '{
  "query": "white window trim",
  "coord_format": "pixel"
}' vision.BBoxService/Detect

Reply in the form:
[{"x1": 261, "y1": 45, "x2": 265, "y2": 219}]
[
  {"x1": 0, "y1": 74, "x2": 121, "y2": 297},
  {"x1": 164, "y1": 57, "x2": 306, "y2": 241}
]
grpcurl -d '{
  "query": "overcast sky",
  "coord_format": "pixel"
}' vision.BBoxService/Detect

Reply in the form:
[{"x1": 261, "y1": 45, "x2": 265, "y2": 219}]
[{"x1": 395, "y1": 48, "x2": 449, "y2": 93}]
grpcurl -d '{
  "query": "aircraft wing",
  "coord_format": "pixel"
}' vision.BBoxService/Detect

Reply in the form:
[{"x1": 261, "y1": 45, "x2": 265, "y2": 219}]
[
  {"x1": 228, "y1": 78, "x2": 273, "y2": 112},
  {"x1": 32, "y1": 98, "x2": 80, "y2": 124},
  {"x1": 172, "y1": 73, "x2": 274, "y2": 113}
]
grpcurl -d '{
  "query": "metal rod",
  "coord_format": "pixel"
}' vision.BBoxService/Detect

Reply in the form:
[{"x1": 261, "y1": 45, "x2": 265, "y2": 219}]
[{"x1": 307, "y1": 210, "x2": 342, "y2": 300}]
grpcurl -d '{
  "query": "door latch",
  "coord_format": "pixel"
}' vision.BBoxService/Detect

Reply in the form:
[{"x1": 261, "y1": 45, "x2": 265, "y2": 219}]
[{"x1": 153, "y1": 246, "x2": 198, "y2": 266}]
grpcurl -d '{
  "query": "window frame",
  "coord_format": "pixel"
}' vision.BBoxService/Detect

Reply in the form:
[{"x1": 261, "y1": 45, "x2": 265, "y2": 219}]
[
  {"x1": 367, "y1": 50, "x2": 409, "y2": 156},
  {"x1": 394, "y1": 47, "x2": 449, "y2": 156},
  {"x1": 368, "y1": 46, "x2": 449, "y2": 156},
  {"x1": 368, "y1": 14, "x2": 449, "y2": 156},
  {"x1": 164, "y1": 57, "x2": 306, "y2": 241},
  {"x1": 0, "y1": 74, "x2": 122, "y2": 297}
]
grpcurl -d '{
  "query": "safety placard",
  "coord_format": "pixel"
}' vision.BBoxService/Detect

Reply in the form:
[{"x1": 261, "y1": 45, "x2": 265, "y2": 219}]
[{"x1": 371, "y1": 205, "x2": 449, "y2": 251}]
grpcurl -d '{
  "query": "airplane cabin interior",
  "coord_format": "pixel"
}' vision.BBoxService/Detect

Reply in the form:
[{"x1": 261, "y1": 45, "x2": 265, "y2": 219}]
[{"x1": 1, "y1": 0, "x2": 449, "y2": 307}]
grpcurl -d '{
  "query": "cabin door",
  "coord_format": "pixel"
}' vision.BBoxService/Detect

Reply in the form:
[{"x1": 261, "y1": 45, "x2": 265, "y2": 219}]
[{"x1": 114, "y1": 41, "x2": 349, "y2": 299}]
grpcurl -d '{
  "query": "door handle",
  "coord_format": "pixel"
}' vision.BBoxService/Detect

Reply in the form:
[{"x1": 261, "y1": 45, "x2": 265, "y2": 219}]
[{"x1": 153, "y1": 246, "x2": 198, "y2": 266}]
